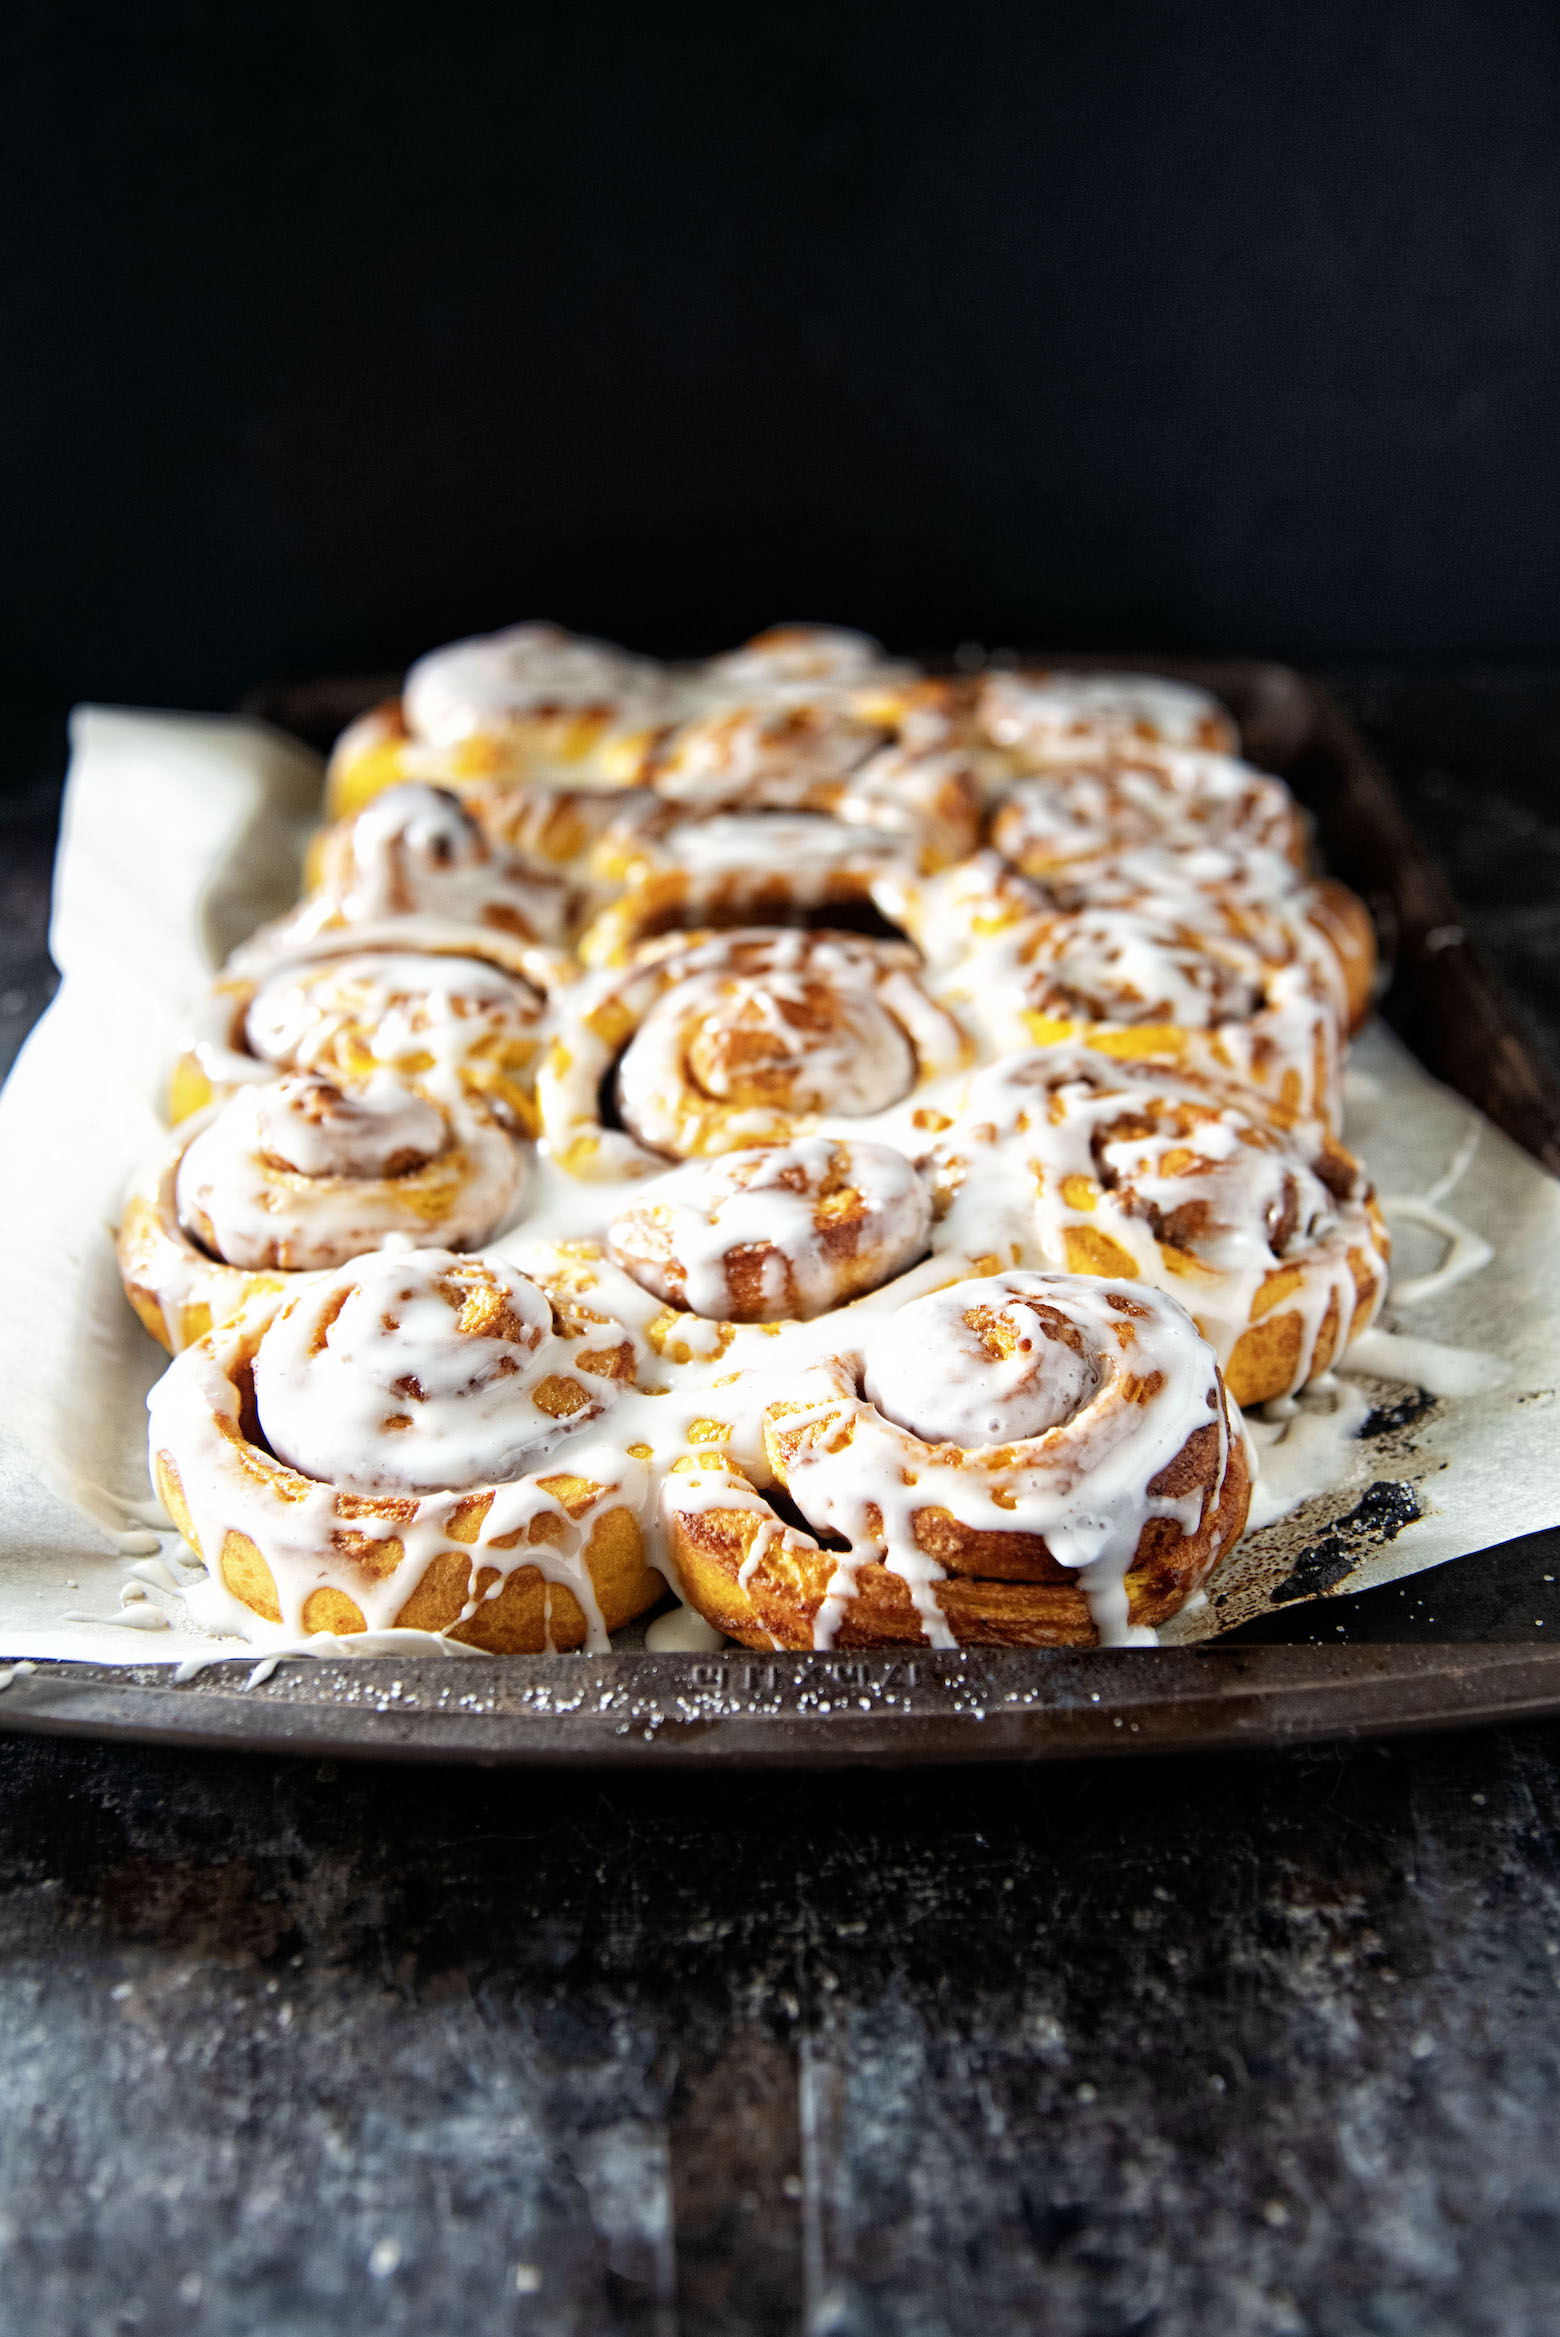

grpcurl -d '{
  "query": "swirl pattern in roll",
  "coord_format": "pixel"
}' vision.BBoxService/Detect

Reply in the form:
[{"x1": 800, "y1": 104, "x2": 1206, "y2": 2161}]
[
  {"x1": 276, "y1": 783, "x2": 571, "y2": 951},
  {"x1": 664, "y1": 1272, "x2": 1250, "y2": 1649},
  {"x1": 118, "y1": 1072, "x2": 524, "y2": 1351},
  {"x1": 977, "y1": 670, "x2": 1239, "y2": 764},
  {"x1": 634, "y1": 681, "x2": 978, "y2": 875},
  {"x1": 539, "y1": 928, "x2": 970, "y2": 1176},
  {"x1": 172, "y1": 948, "x2": 551, "y2": 1133},
  {"x1": 148, "y1": 1249, "x2": 655, "y2": 1649},
  {"x1": 990, "y1": 749, "x2": 1306, "y2": 874},
  {"x1": 1002, "y1": 839, "x2": 1376, "y2": 1032},
  {"x1": 608, "y1": 1139, "x2": 932, "y2": 1321},
  {"x1": 929, "y1": 1046, "x2": 1387, "y2": 1403},
  {"x1": 910, "y1": 888, "x2": 1340, "y2": 1127}
]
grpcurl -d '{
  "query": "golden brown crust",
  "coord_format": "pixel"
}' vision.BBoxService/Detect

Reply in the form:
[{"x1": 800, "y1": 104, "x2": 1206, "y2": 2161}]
[
  {"x1": 664, "y1": 1272, "x2": 1252, "y2": 1650},
  {"x1": 668, "y1": 1430, "x2": 1251, "y2": 1650},
  {"x1": 150, "y1": 1290, "x2": 656, "y2": 1649}
]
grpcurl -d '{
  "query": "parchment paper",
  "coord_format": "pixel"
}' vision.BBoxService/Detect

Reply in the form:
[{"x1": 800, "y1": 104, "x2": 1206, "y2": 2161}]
[{"x1": 0, "y1": 708, "x2": 1556, "y2": 1666}]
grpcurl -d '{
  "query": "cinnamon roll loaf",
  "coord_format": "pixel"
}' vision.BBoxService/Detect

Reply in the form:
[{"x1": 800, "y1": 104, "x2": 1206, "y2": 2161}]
[{"x1": 121, "y1": 626, "x2": 1400, "y2": 1658}]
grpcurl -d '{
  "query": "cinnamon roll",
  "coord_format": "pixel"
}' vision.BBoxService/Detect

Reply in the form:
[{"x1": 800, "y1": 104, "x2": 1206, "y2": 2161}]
[
  {"x1": 693, "y1": 624, "x2": 917, "y2": 698},
  {"x1": 989, "y1": 749, "x2": 1307, "y2": 874},
  {"x1": 607, "y1": 1139, "x2": 933, "y2": 1321},
  {"x1": 149, "y1": 1248, "x2": 655, "y2": 1648},
  {"x1": 325, "y1": 623, "x2": 678, "y2": 815},
  {"x1": 634, "y1": 683, "x2": 978, "y2": 864},
  {"x1": 929, "y1": 1047, "x2": 1387, "y2": 1404},
  {"x1": 119, "y1": 1073, "x2": 525, "y2": 1352},
  {"x1": 896, "y1": 877, "x2": 1341, "y2": 1128},
  {"x1": 1024, "y1": 842, "x2": 1373, "y2": 1029},
  {"x1": 576, "y1": 807, "x2": 916, "y2": 966},
  {"x1": 977, "y1": 670, "x2": 1239, "y2": 765},
  {"x1": 538, "y1": 928, "x2": 970, "y2": 1178},
  {"x1": 171, "y1": 948, "x2": 552, "y2": 1134},
  {"x1": 267, "y1": 783, "x2": 572, "y2": 957},
  {"x1": 890, "y1": 843, "x2": 1374, "y2": 1050},
  {"x1": 664, "y1": 1272, "x2": 1250, "y2": 1649}
]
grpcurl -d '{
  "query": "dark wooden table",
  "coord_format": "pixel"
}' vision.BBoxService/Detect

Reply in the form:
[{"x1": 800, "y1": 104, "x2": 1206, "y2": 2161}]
[{"x1": 1, "y1": 677, "x2": 1559, "y2": 2336}]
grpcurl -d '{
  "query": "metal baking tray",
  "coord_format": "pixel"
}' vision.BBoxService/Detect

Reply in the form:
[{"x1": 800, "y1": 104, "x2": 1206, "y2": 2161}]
[{"x1": 5, "y1": 655, "x2": 1559, "y2": 1767}]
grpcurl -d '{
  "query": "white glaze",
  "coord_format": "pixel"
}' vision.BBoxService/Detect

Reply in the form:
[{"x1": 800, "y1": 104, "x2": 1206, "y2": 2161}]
[
  {"x1": 175, "y1": 1073, "x2": 521, "y2": 1270},
  {"x1": 403, "y1": 622, "x2": 675, "y2": 746},
  {"x1": 647, "y1": 701, "x2": 882, "y2": 810},
  {"x1": 1341, "y1": 1328, "x2": 1511, "y2": 1397},
  {"x1": 539, "y1": 929, "x2": 969, "y2": 1177},
  {"x1": 978, "y1": 671, "x2": 1238, "y2": 761},
  {"x1": 1381, "y1": 1195, "x2": 1495, "y2": 1308},
  {"x1": 1243, "y1": 1380, "x2": 1374, "y2": 1531},
  {"x1": 931, "y1": 1047, "x2": 1385, "y2": 1392},
  {"x1": 643, "y1": 1604, "x2": 727, "y2": 1652},
  {"x1": 990, "y1": 749, "x2": 1302, "y2": 869},
  {"x1": 607, "y1": 1138, "x2": 932, "y2": 1320},
  {"x1": 660, "y1": 812, "x2": 904, "y2": 880},
  {"x1": 251, "y1": 1249, "x2": 623, "y2": 1494},
  {"x1": 695, "y1": 625, "x2": 911, "y2": 698},
  {"x1": 280, "y1": 784, "x2": 570, "y2": 946},
  {"x1": 240, "y1": 950, "x2": 547, "y2": 1124},
  {"x1": 863, "y1": 1280, "x2": 1103, "y2": 1446}
]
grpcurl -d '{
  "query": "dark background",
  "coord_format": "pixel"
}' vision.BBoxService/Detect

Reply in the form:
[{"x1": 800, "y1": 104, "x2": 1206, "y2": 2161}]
[{"x1": 5, "y1": 0, "x2": 1560, "y2": 717}]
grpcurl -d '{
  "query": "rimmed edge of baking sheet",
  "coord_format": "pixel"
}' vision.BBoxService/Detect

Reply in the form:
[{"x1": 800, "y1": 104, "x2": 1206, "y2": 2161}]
[{"x1": 3, "y1": 657, "x2": 1559, "y2": 1762}]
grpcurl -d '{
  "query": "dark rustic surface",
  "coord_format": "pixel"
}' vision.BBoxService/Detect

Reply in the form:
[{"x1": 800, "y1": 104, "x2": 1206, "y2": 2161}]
[{"x1": 1, "y1": 676, "x2": 1559, "y2": 2333}]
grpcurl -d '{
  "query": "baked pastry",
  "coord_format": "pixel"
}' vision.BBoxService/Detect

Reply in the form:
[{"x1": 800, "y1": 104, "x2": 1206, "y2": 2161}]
[
  {"x1": 575, "y1": 808, "x2": 916, "y2": 965},
  {"x1": 148, "y1": 1248, "x2": 657, "y2": 1647},
  {"x1": 171, "y1": 947, "x2": 553, "y2": 1133},
  {"x1": 272, "y1": 783, "x2": 572, "y2": 954},
  {"x1": 977, "y1": 669, "x2": 1239, "y2": 764},
  {"x1": 123, "y1": 629, "x2": 1402, "y2": 1658},
  {"x1": 570, "y1": 683, "x2": 982, "y2": 962},
  {"x1": 607, "y1": 1138, "x2": 933, "y2": 1321},
  {"x1": 638, "y1": 678, "x2": 968, "y2": 805},
  {"x1": 119, "y1": 1072, "x2": 524, "y2": 1351},
  {"x1": 988, "y1": 747, "x2": 1308, "y2": 872},
  {"x1": 884, "y1": 858, "x2": 1342, "y2": 1129},
  {"x1": 538, "y1": 927, "x2": 970, "y2": 1177},
  {"x1": 325, "y1": 624, "x2": 678, "y2": 814},
  {"x1": 993, "y1": 840, "x2": 1376, "y2": 1033},
  {"x1": 692, "y1": 623, "x2": 917, "y2": 699},
  {"x1": 890, "y1": 838, "x2": 1372, "y2": 1077},
  {"x1": 664, "y1": 1271, "x2": 1250, "y2": 1649},
  {"x1": 927, "y1": 1046, "x2": 1387, "y2": 1403}
]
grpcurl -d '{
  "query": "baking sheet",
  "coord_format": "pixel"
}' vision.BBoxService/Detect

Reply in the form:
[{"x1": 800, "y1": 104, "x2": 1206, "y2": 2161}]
[{"x1": 1, "y1": 706, "x2": 1557, "y2": 1672}]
